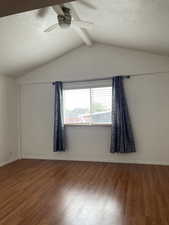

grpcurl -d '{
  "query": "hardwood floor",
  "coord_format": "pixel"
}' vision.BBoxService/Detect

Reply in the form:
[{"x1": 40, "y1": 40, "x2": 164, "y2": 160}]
[{"x1": 0, "y1": 160, "x2": 169, "y2": 225}]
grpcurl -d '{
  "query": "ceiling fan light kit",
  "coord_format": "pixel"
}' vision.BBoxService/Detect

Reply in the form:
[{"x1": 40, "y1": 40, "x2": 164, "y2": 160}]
[
  {"x1": 44, "y1": 0, "x2": 95, "y2": 46},
  {"x1": 58, "y1": 6, "x2": 72, "y2": 28},
  {"x1": 45, "y1": 2, "x2": 94, "y2": 31}
]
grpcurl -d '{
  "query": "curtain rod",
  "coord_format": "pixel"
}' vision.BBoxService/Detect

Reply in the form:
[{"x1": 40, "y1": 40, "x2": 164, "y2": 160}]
[{"x1": 20, "y1": 71, "x2": 169, "y2": 85}]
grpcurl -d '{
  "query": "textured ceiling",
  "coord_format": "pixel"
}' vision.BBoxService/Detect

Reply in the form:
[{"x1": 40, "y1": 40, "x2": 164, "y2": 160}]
[{"x1": 0, "y1": 0, "x2": 169, "y2": 77}]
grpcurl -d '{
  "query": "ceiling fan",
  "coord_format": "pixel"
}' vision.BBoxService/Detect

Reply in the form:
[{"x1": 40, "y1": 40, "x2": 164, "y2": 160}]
[{"x1": 41, "y1": 0, "x2": 95, "y2": 32}]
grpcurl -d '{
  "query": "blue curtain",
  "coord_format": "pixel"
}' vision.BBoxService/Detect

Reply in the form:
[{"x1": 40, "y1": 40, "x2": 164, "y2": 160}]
[
  {"x1": 111, "y1": 76, "x2": 136, "y2": 153},
  {"x1": 53, "y1": 81, "x2": 65, "y2": 152}
]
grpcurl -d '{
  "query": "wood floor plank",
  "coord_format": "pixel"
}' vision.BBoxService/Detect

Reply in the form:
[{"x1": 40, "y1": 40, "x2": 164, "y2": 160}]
[{"x1": 0, "y1": 160, "x2": 168, "y2": 225}]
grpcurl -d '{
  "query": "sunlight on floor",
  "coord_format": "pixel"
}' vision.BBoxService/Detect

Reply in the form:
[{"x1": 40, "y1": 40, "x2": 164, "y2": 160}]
[{"x1": 60, "y1": 188, "x2": 122, "y2": 225}]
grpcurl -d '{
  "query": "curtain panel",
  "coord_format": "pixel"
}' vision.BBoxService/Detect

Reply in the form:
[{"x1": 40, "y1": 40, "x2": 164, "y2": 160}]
[
  {"x1": 111, "y1": 76, "x2": 136, "y2": 153},
  {"x1": 53, "y1": 81, "x2": 65, "y2": 152}
]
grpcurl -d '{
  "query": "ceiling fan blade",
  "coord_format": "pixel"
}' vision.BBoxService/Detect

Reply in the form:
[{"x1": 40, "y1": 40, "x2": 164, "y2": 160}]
[
  {"x1": 52, "y1": 5, "x2": 64, "y2": 15},
  {"x1": 37, "y1": 7, "x2": 49, "y2": 17},
  {"x1": 77, "y1": 0, "x2": 96, "y2": 9},
  {"x1": 44, "y1": 23, "x2": 59, "y2": 32},
  {"x1": 72, "y1": 20, "x2": 93, "y2": 29},
  {"x1": 66, "y1": 3, "x2": 80, "y2": 20}
]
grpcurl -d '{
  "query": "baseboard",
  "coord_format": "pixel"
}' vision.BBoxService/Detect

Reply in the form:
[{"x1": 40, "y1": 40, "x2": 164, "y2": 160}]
[
  {"x1": 0, "y1": 158, "x2": 18, "y2": 167},
  {"x1": 22, "y1": 153, "x2": 169, "y2": 166}
]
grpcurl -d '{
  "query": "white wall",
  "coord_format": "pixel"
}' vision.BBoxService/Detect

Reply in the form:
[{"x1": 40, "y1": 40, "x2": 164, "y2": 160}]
[
  {"x1": 0, "y1": 75, "x2": 18, "y2": 166},
  {"x1": 19, "y1": 43, "x2": 169, "y2": 84},
  {"x1": 18, "y1": 43, "x2": 169, "y2": 165}
]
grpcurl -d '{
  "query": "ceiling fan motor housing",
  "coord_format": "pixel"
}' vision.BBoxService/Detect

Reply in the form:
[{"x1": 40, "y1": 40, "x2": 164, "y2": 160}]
[{"x1": 58, "y1": 6, "x2": 72, "y2": 28}]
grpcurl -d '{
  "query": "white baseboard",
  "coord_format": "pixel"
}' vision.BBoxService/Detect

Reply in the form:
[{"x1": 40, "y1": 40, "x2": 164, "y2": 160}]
[
  {"x1": 0, "y1": 158, "x2": 18, "y2": 167},
  {"x1": 22, "y1": 153, "x2": 169, "y2": 166},
  {"x1": 1, "y1": 154, "x2": 168, "y2": 167}
]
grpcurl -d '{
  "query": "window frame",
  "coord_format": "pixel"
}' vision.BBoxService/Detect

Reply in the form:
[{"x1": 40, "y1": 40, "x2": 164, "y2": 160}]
[{"x1": 63, "y1": 82, "x2": 112, "y2": 126}]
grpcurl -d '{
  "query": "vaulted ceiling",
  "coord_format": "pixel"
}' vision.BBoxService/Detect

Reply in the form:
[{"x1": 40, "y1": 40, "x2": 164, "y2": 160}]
[{"x1": 1, "y1": 0, "x2": 169, "y2": 77}]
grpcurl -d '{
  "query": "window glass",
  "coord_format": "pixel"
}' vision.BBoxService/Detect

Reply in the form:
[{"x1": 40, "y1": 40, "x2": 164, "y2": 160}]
[
  {"x1": 64, "y1": 89, "x2": 91, "y2": 124},
  {"x1": 91, "y1": 87, "x2": 112, "y2": 124},
  {"x1": 64, "y1": 87, "x2": 112, "y2": 125}
]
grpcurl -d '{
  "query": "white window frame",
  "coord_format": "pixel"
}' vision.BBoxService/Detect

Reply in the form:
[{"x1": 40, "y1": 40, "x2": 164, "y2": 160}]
[{"x1": 63, "y1": 79, "x2": 112, "y2": 126}]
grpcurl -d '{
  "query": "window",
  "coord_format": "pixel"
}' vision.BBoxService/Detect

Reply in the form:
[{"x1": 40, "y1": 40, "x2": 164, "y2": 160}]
[{"x1": 63, "y1": 86, "x2": 112, "y2": 125}]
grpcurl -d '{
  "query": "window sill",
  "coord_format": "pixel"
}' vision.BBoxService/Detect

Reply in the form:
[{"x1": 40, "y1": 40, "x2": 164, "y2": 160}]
[{"x1": 64, "y1": 123, "x2": 112, "y2": 127}]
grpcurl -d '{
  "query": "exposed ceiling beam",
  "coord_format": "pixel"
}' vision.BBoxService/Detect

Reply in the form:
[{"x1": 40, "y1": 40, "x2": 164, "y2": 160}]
[
  {"x1": 0, "y1": 0, "x2": 75, "y2": 18},
  {"x1": 66, "y1": 3, "x2": 93, "y2": 46},
  {"x1": 72, "y1": 27, "x2": 92, "y2": 46}
]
